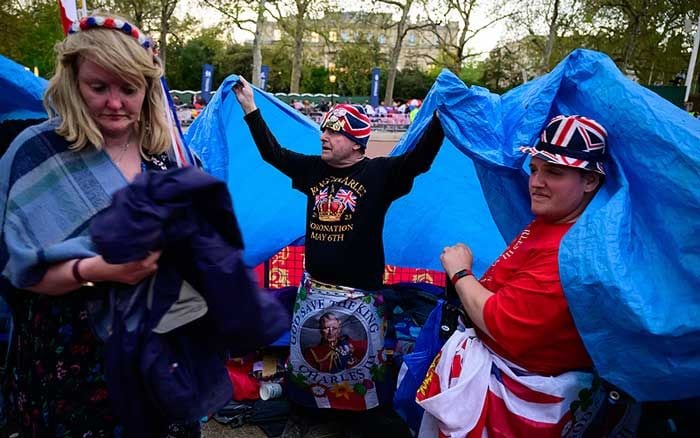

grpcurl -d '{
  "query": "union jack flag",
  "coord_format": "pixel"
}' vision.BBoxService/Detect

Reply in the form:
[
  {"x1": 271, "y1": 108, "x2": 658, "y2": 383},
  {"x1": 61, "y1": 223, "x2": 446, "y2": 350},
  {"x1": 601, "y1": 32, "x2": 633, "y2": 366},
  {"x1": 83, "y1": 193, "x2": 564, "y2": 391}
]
[
  {"x1": 546, "y1": 114, "x2": 606, "y2": 153},
  {"x1": 335, "y1": 189, "x2": 357, "y2": 211},
  {"x1": 416, "y1": 329, "x2": 596, "y2": 438},
  {"x1": 521, "y1": 114, "x2": 608, "y2": 174},
  {"x1": 315, "y1": 188, "x2": 329, "y2": 207}
]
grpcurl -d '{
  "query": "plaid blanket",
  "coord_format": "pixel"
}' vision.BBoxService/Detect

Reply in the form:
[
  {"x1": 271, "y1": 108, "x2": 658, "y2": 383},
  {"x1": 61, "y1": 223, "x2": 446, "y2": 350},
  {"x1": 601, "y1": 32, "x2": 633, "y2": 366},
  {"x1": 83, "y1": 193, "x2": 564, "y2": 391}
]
[{"x1": 0, "y1": 119, "x2": 126, "y2": 288}]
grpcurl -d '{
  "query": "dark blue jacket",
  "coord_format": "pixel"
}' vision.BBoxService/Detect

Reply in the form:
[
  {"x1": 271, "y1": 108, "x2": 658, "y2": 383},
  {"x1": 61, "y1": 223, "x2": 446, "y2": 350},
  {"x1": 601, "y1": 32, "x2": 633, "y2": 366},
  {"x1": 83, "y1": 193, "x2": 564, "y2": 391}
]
[{"x1": 90, "y1": 167, "x2": 288, "y2": 435}]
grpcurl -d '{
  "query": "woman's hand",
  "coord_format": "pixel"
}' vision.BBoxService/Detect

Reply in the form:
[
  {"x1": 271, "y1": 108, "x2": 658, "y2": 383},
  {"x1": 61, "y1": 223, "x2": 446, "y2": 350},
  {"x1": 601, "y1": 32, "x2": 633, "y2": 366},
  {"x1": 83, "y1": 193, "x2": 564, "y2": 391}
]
[
  {"x1": 232, "y1": 76, "x2": 257, "y2": 115},
  {"x1": 80, "y1": 251, "x2": 161, "y2": 285},
  {"x1": 26, "y1": 251, "x2": 162, "y2": 295},
  {"x1": 440, "y1": 243, "x2": 473, "y2": 278}
]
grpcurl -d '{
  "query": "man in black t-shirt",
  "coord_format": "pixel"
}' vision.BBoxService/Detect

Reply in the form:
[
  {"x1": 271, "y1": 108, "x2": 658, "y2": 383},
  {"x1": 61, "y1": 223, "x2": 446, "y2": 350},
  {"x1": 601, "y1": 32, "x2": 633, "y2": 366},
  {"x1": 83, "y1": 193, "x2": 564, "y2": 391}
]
[{"x1": 232, "y1": 76, "x2": 444, "y2": 437}]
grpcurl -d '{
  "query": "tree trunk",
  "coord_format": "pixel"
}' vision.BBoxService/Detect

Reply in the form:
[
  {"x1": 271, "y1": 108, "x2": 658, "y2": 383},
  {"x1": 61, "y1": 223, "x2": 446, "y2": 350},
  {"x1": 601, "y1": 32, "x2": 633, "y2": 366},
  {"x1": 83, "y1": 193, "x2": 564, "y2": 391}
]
[
  {"x1": 289, "y1": 13, "x2": 304, "y2": 93},
  {"x1": 158, "y1": 0, "x2": 178, "y2": 73},
  {"x1": 622, "y1": 16, "x2": 641, "y2": 72},
  {"x1": 541, "y1": 0, "x2": 560, "y2": 73},
  {"x1": 384, "y1": 0, "x2": 412, "y2": 105},
  {"x1": 622, "y1": 0, "x2": 652, "y2": 73},
  {"x1": 160, "y1": 13, "x2": 169, "y2": 70},
  {"x1": 384, "y1": 34, "x2": 403, "y2": 104},
  {"x1": 252, "y1": 0, "x2": 266, "y2": 87}
]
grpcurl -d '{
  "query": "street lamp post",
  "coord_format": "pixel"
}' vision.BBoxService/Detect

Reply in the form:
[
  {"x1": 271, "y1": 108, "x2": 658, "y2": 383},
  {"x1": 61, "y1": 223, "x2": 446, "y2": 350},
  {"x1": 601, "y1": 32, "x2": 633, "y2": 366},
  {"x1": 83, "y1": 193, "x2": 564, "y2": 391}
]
[
  {"x1": 328, "y1": 62, "x2": 336, "y2": 105},
  {"x1": 685, "y1": 15, "x2": 700, "y2": 105},
  {"x1": 329, "y1": 74, "x2": 337, "y2": 105}
]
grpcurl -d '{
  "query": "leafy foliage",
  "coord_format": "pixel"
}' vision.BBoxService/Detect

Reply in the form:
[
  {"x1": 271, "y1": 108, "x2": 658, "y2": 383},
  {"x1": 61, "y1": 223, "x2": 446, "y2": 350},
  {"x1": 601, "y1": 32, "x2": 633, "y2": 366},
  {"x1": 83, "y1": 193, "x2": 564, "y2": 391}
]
[
  {"x1": 1, "y1": 0, "x2": 64, "y2": 77},
  {"x1": 5, "y1": 0, "x2": 700, "y2": 100}
]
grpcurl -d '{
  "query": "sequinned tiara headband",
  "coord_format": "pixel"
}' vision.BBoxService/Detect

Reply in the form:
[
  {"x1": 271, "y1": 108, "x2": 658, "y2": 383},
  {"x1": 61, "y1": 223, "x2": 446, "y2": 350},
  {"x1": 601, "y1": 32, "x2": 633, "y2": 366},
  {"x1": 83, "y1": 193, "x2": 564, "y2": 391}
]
[{"x1": 68, "y1": 15, "x2": 154, "y2": 50}]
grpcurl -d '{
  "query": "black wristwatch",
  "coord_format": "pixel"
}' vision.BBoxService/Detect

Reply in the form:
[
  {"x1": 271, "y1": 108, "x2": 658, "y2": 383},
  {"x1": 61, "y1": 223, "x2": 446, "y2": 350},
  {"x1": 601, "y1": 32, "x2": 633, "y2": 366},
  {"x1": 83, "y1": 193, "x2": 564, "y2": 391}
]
[{"x1": 450, "y1": 268, "x2": 473, "y2": 286}]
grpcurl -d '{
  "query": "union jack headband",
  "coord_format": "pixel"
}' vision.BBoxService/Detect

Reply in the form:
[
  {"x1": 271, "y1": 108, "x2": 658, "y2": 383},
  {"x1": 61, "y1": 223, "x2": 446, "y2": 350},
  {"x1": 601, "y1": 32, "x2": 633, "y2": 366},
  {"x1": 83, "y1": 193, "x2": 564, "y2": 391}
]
[
  {"x1": 320, "y1": 104, "x2": 371, "y2": 148},
  {"x1": 520, "y1": 115, "x2": 608, "y2": 174},
  {"x1": 69, "y1": 16, "x2": 154, "y2": 51}
]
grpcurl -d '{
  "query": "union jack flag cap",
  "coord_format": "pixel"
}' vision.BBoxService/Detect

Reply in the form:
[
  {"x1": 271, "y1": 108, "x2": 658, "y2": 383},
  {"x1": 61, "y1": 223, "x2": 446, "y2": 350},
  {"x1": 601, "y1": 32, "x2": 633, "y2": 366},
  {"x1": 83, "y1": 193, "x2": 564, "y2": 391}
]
[
  {"x1": 520, "y1": 115, "x2": 608, "y2": 174},
  {"x1": 320, "y1": 104, "x2": 372, "y2": 148}
]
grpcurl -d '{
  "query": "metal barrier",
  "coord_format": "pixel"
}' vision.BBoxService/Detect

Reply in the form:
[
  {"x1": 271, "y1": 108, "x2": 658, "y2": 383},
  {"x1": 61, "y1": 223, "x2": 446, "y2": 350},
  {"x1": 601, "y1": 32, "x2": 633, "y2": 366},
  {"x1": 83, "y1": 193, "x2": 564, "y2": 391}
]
[{"x1": 309, "y1": 113, "x2": 410, "y2": 131}]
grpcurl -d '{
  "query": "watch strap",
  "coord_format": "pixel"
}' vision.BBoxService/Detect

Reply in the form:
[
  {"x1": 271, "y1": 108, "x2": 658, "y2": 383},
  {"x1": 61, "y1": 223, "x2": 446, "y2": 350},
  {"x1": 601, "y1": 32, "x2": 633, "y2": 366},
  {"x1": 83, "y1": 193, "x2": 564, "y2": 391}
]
[{"x1": 451, "y1": 268, "x2": 473, "y2": 286}]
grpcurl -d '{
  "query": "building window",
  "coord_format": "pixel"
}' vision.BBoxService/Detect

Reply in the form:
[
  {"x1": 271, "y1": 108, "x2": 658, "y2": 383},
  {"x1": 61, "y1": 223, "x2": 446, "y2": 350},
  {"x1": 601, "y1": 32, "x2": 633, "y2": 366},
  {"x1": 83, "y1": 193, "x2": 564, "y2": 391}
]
[
  {"x1": 329, "y1": 31, "x2": 337, "y2": 42},
  {"x1": 341, "y1": 31, "x2": 350, "y2": 42},
  {"x1": 379, "y1": 34, "x2": 386, "y2": 44},
  {"x1": 407, "y1": 33, "x2": 416, "y2": 46},
  {"x1": 273, "y1": 29, "x2": 282, "y2": 41}
]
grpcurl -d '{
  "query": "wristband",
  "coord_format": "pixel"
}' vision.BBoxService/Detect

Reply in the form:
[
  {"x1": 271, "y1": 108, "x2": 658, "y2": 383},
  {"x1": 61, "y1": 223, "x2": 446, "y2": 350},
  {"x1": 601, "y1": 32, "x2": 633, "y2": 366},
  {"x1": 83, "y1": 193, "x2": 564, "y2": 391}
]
[
  {"x1": 72, "y1": 259, "x2": 95, "y2": 287},
  {"x1": 451, "y1": 268, "x2": 473, "y2": 286}
]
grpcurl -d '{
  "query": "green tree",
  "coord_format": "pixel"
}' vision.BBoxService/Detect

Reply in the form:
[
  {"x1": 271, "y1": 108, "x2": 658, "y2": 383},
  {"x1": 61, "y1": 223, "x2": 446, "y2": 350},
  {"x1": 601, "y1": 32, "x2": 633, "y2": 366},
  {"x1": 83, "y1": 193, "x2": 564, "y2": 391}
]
[
  {"x1": 199, "y1": 0, "x2": 268, "y2": 87},
  {"x1": 99, "y1": 0, "x2": 191, "y2": 70},
  {"x1": 422, "y1": 0, "x2": 513, "y2": 73},
  {"x1": 393, "y1": 68, "x2": 432, "y2": 99},
  {"x1": 370, "y1": 0, "x2": 431, "y2": 105},
  {"x1": 581, "y1": 0, "x2": 698, "y2": 85},
  {"x1": 267, "y1": 0, "x2": 330, "y2": 93},
  {"x1": 165, "y1": 28, "x2": 223, "y2": 90},
  {"x1": 1, "y1": 0, "x2": 64, "y2": 77},
  {"x1": 458, "y1": 62, "x2": 486, "y2": 86},
  {"x1": 263, "y1": 43, "x2": 293, "y2": 93},
  {"x1": 301, "y1": 66, "x2": 332, "y2": 93},
  {"x1": 334, "y1": 34, "x2": 386, "y2": 96},
  {"x1": 214, "y1": 43, "x2": 254, "y2": 85}
]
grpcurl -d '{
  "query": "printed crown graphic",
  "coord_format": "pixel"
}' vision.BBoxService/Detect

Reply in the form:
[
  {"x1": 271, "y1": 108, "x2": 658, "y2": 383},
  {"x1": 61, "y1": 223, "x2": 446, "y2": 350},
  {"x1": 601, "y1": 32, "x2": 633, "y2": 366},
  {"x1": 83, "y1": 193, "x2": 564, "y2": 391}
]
[{"x1": 318, "y1": 197, "x2": 346, "y2": 222}]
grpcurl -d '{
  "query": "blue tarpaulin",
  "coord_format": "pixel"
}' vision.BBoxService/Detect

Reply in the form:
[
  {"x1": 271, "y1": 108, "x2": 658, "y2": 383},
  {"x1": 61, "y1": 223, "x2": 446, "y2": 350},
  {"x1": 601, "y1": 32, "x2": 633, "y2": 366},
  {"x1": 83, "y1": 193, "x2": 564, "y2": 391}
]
[
  {"x1": 185, "y1": 76, "x2": 505, "y2": 275},
  {"x1": 187, "y1": 49, "x2": 700, "y2": 401},
  {"x1": 0, "y1": 55, "x2": 47, "y2": 123}
]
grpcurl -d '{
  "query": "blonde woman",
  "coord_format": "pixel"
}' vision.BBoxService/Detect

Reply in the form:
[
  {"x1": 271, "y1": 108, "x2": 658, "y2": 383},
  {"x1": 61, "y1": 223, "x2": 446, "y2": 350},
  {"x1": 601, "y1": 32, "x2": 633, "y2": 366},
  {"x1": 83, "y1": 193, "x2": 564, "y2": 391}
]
[{"x1": 0, "y1": 13, "x2": 200, "y2": 437}]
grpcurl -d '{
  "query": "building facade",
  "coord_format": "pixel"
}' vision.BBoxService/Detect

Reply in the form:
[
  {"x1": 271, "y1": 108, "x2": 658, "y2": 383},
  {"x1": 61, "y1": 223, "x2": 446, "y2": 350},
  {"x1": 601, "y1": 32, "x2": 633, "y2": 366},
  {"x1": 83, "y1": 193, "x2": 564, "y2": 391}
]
[{"x1": 257, "y1": 11, "x2": 455, "y2": 71}]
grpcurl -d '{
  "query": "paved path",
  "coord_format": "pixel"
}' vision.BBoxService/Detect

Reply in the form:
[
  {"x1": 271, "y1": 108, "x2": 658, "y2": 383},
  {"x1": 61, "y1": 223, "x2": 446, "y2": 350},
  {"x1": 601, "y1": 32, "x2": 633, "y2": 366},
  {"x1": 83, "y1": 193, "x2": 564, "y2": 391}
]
[
  {"x1": 366, "y1": 131, "x2": 404, "y2": 157},
  {"x1": 202, "y1": 420, "x2": 346, "y2": 437}
]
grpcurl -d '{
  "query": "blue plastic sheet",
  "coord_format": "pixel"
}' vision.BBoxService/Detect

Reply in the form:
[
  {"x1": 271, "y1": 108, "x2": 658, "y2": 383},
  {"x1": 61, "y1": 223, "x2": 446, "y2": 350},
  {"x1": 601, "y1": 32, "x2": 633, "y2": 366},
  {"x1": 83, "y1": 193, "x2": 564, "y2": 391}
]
[
  {"x1": 186, "y1": 76, "x2": 505, "y2": 275},
  {"x1": 0, "y1": 55, "x2": 48, "y2": 122},
  {"x1": 404, "y1": 50, "x2": 700, "y2": 401},
  {"x1": 188, "y1": 49, "x2": 700, "y2": 401}
]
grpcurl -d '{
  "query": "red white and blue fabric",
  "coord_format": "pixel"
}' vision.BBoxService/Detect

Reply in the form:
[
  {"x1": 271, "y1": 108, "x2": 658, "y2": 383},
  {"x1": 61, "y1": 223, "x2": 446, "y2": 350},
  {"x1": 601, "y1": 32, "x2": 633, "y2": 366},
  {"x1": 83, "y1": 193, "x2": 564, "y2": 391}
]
[
  {"x1": 415, "y1": 329, "x2": 593, "y2": 438},
  {"x1": 160, "y1": 78, "x2": 197, "y2": 167},
  {"x1": 58, "y1": 0, "x2": 78, "y2": 35},
  {"x1": 314, "y1": 187, "x2": 329, "y2": 207},
  {"x1": 68, "y1": 15, "x2": 154, "y2": 50},
  {"x1": 320, "y1": 104, "x2": 372, "y2": 148},
  {"x1": 335, "y1": 188, "x2": 357, "y2": 211},
  {"x1": 520, "y1": 115, "x2": 608, "y2": 174}
]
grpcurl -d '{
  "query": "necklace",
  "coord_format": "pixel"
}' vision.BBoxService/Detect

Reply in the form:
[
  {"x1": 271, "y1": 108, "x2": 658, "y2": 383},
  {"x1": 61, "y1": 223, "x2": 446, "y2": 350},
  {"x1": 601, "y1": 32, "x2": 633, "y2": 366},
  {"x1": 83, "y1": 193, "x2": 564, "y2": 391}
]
[{"x1": 105, "y1": 141, "x2": 131, "y2": 165}]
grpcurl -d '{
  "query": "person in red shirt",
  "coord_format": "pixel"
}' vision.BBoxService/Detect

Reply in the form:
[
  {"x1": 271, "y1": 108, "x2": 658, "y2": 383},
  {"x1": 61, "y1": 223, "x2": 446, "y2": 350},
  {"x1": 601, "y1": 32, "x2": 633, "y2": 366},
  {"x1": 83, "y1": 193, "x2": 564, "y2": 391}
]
[
  {"x1": 440, "y1": 114, "x2": 606, "y2": 375},
  {"x1": 420, "y1": 115, "x2": 639, "y2": 436}
]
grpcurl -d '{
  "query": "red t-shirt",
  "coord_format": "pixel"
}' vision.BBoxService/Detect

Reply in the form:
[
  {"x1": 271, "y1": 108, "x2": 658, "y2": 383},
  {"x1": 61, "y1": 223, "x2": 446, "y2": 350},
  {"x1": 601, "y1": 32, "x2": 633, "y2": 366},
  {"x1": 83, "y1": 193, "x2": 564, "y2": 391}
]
[{"x1": 478, "y1": 218, "x2": 592, "y2": 375}]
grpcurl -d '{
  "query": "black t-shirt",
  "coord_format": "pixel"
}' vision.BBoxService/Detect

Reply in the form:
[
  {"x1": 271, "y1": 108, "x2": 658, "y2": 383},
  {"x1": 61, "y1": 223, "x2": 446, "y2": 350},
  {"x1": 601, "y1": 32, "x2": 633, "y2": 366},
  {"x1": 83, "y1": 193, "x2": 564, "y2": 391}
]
[{"x1": 244, "y1": 109, "x2": 444, "y2": 290}]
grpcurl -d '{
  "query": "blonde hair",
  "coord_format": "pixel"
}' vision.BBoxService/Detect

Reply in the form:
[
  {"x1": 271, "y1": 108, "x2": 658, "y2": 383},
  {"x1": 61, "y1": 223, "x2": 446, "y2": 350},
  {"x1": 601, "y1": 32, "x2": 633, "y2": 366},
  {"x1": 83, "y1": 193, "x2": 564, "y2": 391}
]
[{"x1": 44, "y1": 17, "x2": 171, "y2": 155}]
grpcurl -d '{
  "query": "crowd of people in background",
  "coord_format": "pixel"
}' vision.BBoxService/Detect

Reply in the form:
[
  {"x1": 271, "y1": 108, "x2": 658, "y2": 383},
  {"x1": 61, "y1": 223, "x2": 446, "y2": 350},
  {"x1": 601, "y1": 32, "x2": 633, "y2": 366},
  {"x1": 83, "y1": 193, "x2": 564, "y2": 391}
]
[
  {"x1": 286, "y1": 98, "x2": 423, "y2": 131},
  {"x1": 172, "y1": 91, "x2": 424, "y2": 131}
]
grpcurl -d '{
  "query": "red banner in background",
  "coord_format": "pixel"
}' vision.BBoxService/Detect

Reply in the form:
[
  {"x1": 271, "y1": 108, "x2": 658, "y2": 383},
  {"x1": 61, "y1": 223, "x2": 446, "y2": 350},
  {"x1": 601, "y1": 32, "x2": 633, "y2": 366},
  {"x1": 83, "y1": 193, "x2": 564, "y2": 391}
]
[{"x1": 254, "y1": 246, "x2": 446, "y2": 289}]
